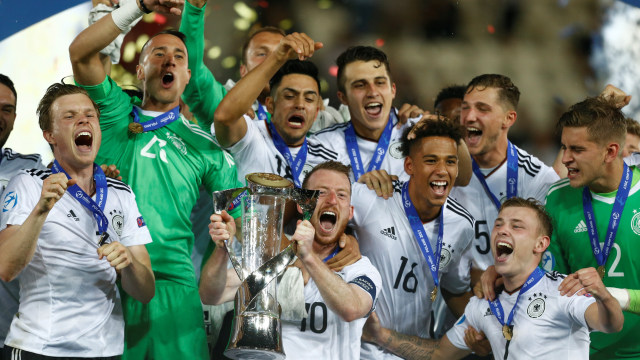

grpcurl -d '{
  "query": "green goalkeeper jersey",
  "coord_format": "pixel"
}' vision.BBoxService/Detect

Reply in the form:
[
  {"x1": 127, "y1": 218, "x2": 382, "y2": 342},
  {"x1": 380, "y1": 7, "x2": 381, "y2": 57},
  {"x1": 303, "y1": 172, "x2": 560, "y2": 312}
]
[
  {"x1": 80, "y1": 76, "x2": 241, "y2": 287},
  {"x1": 544, "y1": 167, "x2": 640, "y2": 359}
]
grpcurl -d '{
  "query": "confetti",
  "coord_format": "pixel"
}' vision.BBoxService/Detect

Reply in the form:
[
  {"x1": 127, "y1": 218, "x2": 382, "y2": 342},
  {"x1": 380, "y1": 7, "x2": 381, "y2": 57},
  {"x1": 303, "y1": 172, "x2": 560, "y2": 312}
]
[{"x1": 329, "y1": 65, "x2": 338, "y2": 77}]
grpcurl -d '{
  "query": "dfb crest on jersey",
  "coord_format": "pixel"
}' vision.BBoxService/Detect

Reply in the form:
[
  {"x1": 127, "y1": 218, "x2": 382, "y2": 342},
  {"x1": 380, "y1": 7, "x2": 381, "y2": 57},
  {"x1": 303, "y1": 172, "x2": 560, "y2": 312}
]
[
  {"x1": 110, "y1": 210, "x2": 124, "y2": 236},
  {"x1": 631, "y1": 209, "x2": 640, "y2": 236},
  {"x1": 439, "y1": 244, "x2": 453, "y2": 269},
  {"x1": 166, "y1": 132, "x2": 188, "y2": 155},
  {"x1": 389, "y1": 141, "x2": 404, "y2": 159},
  {"x1": 527, "y1": 294, "x2": 546, "y2": 318}
]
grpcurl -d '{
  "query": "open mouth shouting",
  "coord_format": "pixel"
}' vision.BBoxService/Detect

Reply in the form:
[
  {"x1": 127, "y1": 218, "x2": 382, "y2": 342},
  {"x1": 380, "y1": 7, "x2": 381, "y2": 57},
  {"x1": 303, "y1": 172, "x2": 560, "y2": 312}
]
[
  {"x1": 287, "y1": 114, "x2": 305, "y2": 129},
  {"x1": 318, "y1": 210, "x2": 337, "y2": 234},
  {"x1": 495, "y1": 240, "x2": 514, "y2": 262},
  {"x1": 430, "y1": 180, "x2": 449, "y2": 196},
  {"x1": 161, "y1": 72, "x2": 174, "y2": 88},
  {"x1": 466, "y1": 126, "x2": 482, "y2": 147},
  {"x1": 364, "y1": 102, "x2": 383, "y2": 117},
  {"x1": 75, "y1": 131, "x2": 93, "y2": 152}
]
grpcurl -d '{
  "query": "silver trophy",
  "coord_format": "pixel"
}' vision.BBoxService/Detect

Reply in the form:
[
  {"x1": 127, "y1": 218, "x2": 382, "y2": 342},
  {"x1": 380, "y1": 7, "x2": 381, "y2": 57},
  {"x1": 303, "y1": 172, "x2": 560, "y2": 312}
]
[{"x1": 212, "y1": 173, "x2": 319, "y2": 360}]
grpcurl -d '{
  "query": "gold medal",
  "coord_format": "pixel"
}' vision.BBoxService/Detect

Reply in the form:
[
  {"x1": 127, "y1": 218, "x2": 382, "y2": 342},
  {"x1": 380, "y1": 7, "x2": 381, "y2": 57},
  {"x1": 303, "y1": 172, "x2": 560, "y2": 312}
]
[
  {"x1": 430, "y1": 287, "x2": 438, "y2": 302},
  {"x1": 597, "y1": 265, "x2": 606, "y2": 279},
  {"x1": 128, "y1": 122, "x2": 144, "y2": 134},
  {"x1": 502, "y1": 325, "x2": 512, "y2": 341}
]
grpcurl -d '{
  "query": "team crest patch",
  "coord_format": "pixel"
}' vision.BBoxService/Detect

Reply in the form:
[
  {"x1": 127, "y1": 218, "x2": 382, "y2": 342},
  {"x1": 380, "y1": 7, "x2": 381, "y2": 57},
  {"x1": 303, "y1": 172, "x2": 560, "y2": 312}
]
[
  {"x1": 3, "y1": 191, "x2": 17, "y2": 212},
  {"x1": 137, "y1": 216, "x2": 146, "y2": 228},
  {"x1": 527, "y1": 294, "x2": 546, "y2": 318},
  {"x1": 110, "y1": 210, "x2": 124, "y2": 236},
  {"x1": 166, "y1": 132, "x2": 188, "y2": 155},
  {"x1": 631, "y1": 209, "x2": 640, "y2": 236},
  {"x1": 389, "y1": 141, "x2": 404, "y2": 159},
  {"x1": 439, "y1": 247, "x2": 452, "y2": 269}
]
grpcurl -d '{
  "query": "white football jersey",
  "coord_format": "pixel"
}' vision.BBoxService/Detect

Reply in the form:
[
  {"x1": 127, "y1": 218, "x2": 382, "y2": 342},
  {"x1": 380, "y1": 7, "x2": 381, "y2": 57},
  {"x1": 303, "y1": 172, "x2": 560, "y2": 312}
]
[
  {"x1": 447, "y1": 272, "x2": 595, "y2": 360},
  {"x1": 313, "y1": 114, "x2": 419, "y2": 182},
  {"x1": 350, "y1": 182, "x2": 474, "y2": 359},
  {"x1": 214, "y1": 115, "x2": 342, "y2": 184},
  {"x1": 1, "y1": 169, "x2": 152, "y2": 357},
  {"x1": 0, "y1": 148, "x2": 45, "y2": 348},
  {"x1": 281, "y1": 256, "x2": 381, "y2": 360},
  {"x1": 450, "y1": 145, "x2": 558, "y2": 270}
]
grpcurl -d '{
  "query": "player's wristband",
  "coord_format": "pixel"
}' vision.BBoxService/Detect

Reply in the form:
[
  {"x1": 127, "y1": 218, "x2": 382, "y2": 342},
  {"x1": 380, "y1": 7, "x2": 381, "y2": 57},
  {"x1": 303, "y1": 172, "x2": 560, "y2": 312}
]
[
  {"x1": 607, "y1": 287, "x2": 630, "y2": 310},
  {"x1": 111, "y1": 0, "x2": 144, "y2": 31},
  {"x1": 629, "y1": 289, "x2": 640, "y2": 315}
]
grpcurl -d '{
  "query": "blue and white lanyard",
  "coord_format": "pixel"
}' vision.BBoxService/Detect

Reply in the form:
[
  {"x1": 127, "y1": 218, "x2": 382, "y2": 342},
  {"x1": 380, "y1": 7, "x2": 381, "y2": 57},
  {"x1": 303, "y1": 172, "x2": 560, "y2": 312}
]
[
  {"x1": 582, "y1": 163, "x2": 632, "y2": 268},
  {"x1": 131, "y1": 105, "x2": 180, "y2": 132},
  {"x1": 472, "y1": 141, "x2": 518, "y2": 210},
  {"x1": 401, "y1": 182, "x2": 444, "y2": 289},
  {"x1": 488, "y1": 267, "x2": 545, "y2": 331},
  {"x1": 345, "y1": 110, "x2": 396, "y2": 181},
  {"x1": 51, "y1": 160, "x2": 109, "y2": 243},
  {"x1": 268, "y1": 121, "x2": 308, "y2": 187}
]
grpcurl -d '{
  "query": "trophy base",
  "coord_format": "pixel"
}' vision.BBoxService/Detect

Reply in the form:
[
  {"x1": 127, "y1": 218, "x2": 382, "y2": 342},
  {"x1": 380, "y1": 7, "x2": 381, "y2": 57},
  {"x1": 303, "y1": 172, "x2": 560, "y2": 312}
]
[{"x1": 224, "y1": 313, "x2": 285, "y2": 360}]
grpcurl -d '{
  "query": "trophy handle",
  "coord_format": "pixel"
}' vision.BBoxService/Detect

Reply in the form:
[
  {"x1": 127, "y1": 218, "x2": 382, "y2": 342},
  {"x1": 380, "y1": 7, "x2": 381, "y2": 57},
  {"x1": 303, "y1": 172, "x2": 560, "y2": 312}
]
[
  {"x1": 239, "y1": 243, "x2": 296, "y2": 310},
  {"x1": 212, "y1": 187, "x2": 250, "y2": 280}
]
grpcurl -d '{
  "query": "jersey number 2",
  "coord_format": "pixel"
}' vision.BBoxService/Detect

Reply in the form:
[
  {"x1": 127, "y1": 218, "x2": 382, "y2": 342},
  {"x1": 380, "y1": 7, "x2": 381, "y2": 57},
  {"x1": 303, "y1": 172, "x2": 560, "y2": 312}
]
[{"x1": 141, "y1": 135, "x2": 168, "y2": 163}]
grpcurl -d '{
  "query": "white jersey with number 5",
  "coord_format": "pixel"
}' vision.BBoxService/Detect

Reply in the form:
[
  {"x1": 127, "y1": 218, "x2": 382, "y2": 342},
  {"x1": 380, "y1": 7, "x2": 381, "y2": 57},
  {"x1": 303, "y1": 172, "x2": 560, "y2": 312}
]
[
  {"x1": 446, "y1": 271, "x2": 595, "y2": 359},
  {"x1": 450, "y1": 145, "x2": 558, "y2": 270},
  {"x1": 281, "y1": 256, "x2": 381, "y2": 360},
  {"x1": 350, "y1": 182, "x2": 474, "y2": 359}
]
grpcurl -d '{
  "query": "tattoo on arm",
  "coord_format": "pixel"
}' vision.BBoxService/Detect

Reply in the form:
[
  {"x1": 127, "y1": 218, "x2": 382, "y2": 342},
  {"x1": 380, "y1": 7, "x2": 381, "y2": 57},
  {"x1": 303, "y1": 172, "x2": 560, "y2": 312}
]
[{"x1": 383, "y1": 330, "x2": 440, "y2": 360}]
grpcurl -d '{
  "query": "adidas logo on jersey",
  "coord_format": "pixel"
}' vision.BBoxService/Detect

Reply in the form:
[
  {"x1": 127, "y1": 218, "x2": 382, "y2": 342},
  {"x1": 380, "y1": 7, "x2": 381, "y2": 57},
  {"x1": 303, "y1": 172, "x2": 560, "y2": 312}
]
[
  {"x1": 380, "y1": 226, "x2": 397, "y2": 240},
  {"x1": 67, "y1": 210, "x2": 79, "y2": 222},
  {"x1": 574, "y1": 220, "x2": 587, "y2": 233}
]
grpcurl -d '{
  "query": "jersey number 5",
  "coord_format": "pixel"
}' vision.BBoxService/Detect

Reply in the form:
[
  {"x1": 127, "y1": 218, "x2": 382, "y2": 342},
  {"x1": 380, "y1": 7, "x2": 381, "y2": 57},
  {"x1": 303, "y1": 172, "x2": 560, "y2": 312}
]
[{"x1": 474, "y1": 220, "x2": 491, "y2": 255}]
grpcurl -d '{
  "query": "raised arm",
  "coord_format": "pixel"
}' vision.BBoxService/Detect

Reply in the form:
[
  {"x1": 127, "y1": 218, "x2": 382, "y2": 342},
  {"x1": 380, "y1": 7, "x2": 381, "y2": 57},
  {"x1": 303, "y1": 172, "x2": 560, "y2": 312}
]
[
  {"x1": 199, "y1": 211, "x2": 241, "y2": 305},
  {"x1": 70, "y1": 0, "x2": 183, "y2": 86},
  {"x1": 0, "y1": 174, "x2": 74, "y2": 282},
  {"x1": 213, "y1": 32, "x2": 322, "y2": 148},
  {"x1": 558, "y1": 267, "x2": 624, "y2": 333},
  {"x1": 292, "y1": 220, "x2": 372, "y2": 321},
  {"x1": 179, "y1": 0, "x2": 227, "y2": 132}
]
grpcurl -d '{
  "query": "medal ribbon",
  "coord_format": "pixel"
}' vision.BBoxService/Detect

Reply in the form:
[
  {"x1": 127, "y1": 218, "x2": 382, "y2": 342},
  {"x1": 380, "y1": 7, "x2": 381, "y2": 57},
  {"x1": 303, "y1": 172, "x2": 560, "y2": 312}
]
[
  {"x1": 345, "y1": 110, "x2": 396, "y2": 181},
  {"x1": 256, "y1": 103, "x2": 269, "y2": 121},
  {"x1": 51, "y1": 160, "x2": 109, "y2": 238},
  {"x1": 267, "y1": 121, "x2": 308, "y2": 188},
  {"x1": 401, "y1": 182, "x2": 444, "y2": 290},
  {"x1": 582, "y1": 163, "x2": 632, "y2": 268},
  {"x1": 131, "y1": 105, "x2": 180, "y2": 132},
  {"x1": 471, "y1": 141, "x2": 518, "y2": 210},
  {"x1": 322, "y1": 246, "x2": 340, "y2": 263},
  {"x1": 488, "y1": 267, "x2": 545, "y2": 331}
]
